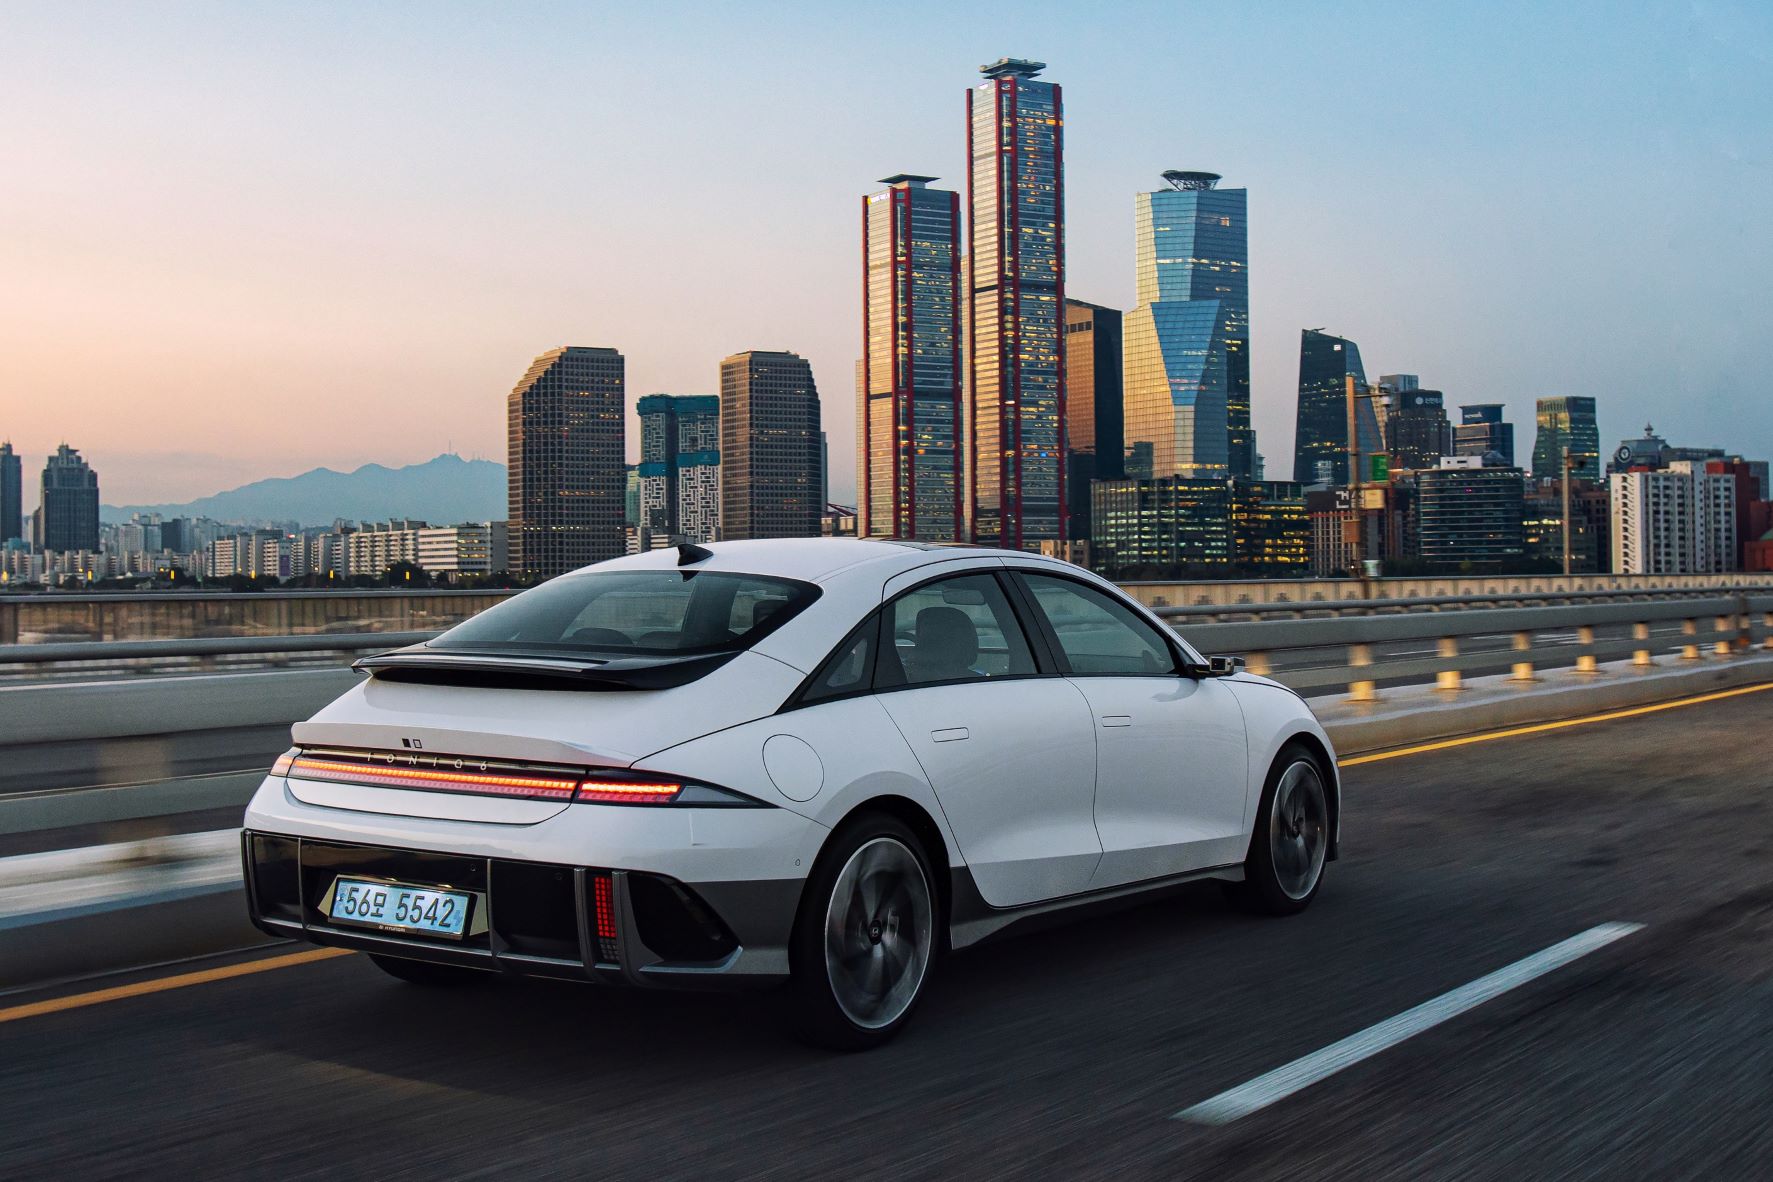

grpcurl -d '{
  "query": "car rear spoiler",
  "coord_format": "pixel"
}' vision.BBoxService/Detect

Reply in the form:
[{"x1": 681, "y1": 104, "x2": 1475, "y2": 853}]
[{"x1": 352, "y1": 647, "x2": 740, "y2": 691}]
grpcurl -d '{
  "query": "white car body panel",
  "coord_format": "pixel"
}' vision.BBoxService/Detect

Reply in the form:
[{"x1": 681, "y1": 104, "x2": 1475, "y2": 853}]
[
  {"x1": 876, "y1": 679, "x2": 1100, "y2": 907},
  {"x1": 1072, "y1": 673, "x2": 1251, "y2": 887}
]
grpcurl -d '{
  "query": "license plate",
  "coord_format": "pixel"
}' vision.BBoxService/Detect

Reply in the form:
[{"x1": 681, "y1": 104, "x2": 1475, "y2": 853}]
[{"x1": 327, "y1": 876, "x2": 472, "y2": 939}]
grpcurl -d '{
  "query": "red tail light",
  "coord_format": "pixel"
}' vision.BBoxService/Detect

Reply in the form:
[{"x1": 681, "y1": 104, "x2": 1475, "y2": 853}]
[
  {"x1": 285, "y1": 752, "x2": 580, "y2": 801},
  {"x1": 575, "y1": 777, "x2": 682, "y2": 805}
]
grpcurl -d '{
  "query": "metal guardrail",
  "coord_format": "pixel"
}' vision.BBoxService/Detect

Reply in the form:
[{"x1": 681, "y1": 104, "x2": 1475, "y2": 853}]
[
  {"x1": 3, "y1": 588, "x2": 1772, "y2": 702},
  {"x1": 1172, "y1": 593, "x2": 1773, "y2": 700}
]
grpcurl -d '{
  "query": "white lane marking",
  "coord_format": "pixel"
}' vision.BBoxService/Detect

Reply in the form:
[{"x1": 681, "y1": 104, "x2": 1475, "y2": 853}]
[{"x1": 1174, "y1": 921, "x2": 1645, "y2": 1125}]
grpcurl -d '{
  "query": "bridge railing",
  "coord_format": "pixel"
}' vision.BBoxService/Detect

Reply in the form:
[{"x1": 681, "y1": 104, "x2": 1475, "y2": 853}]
[
  {"x1": 1163, "y1": 592, "x2": 1773, "y2": 700},
  {"x1": 3, "y1": 587, "x2": 1771, "y2": 698}
]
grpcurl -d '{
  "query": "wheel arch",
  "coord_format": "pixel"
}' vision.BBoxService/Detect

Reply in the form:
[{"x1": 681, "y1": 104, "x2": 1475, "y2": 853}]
[
  {"x1": 1276, "y1": 729, "x2": 1340, "y2": 861},
  {"x1": 814, "y1": 794, "x2": 954, "y2": 944}
]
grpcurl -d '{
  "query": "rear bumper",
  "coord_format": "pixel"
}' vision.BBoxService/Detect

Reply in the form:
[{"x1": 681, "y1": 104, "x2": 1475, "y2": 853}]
[{"x1": 242, "y1": 830, "x2": 801, "y2": 989}]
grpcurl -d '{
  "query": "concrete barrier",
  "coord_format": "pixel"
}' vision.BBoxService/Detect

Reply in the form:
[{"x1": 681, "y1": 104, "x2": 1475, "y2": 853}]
[{"x1": 0, "y1": 668, "x2": 357, "y2": 746}]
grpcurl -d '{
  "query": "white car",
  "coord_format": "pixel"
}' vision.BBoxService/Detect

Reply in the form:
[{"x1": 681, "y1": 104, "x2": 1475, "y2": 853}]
[{"x1": 243, "y1": 539, "x2": 1339, "y2": 1048}]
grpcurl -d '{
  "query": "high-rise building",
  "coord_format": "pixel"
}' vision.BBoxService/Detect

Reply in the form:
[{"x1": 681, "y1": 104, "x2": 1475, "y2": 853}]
[
  {"x1": 1532, "y1": 396, "x2": 1600, "y2": 482},
  {"x1": 861, "y1": 174, "x2": 962, "y2": 541},
  {"x1": 1455, "y1": 404, "x2": 1515, "y2": 466},
  {"x1": 1122, "y1": 170, "x2": 1252, "y2": 486},
  {"x1": 0, "y1": 442, "x2": 21, "y2": 545},
  {"x1": 967, "y1": 58, "x2": 1065, "y2": 548},
  {"x1": 635, "y1": 393, "x2": 720, "y2": 545},
  {"x1": 1089, "y1": 477, "x2": 1233, "y2": 576},
  {"x1": 1416, "y1": 460, "x2": 1526, "y2": 570},
  {"x1": 1386, "y1": 389, "x2": 1452, "y2": 471},
  {"x1": 36, "y1": 444, "x2": 100, "y2": 553},
  {"x1": 720, "y1": 351, "x2": 822, "y2": 539},
  {"x1": 1293, "y1": 330, "x2": 1376, "y2": 485},
  {"x1": 1231, "y1": 480, "x2": 1309, "y2": 575},
  {"x1": 506, "y1": 346, "x2": 626, "y2": 579},
  {"x1": 1063, "y1": 299, "x2": 1123, "y2": 540},
  {"x1": 1611, "y1": 461, "x2": 1737, "y2": 574}
]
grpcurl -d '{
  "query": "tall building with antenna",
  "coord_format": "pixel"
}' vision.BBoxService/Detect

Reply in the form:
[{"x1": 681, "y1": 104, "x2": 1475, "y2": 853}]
[
  {"x1": 860, "y1": 174, "x2": 962, "y2": 541},
  {"x1": 966, "y1": 57, "x2": 1066, "y2": 548},
  {"x1": 1121, "y1": 169, "x2": 1251, "y2": 480}
]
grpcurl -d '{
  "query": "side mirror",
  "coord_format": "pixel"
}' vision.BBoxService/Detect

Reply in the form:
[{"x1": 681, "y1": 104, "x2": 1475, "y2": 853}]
[{"x1": 1184, "y1": 655, "x2": 1244, "y2": 678}]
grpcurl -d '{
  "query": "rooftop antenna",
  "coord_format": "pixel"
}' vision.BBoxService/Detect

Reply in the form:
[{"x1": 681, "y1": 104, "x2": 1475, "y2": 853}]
[{"x1": 677, "y1": 542, "x2": 714, "y2": 566}]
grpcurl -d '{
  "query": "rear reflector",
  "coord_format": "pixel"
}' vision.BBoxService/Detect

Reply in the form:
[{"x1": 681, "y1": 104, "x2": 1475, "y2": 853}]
[{"x1": 591, "y1": 872, "x2": 620, "y2": 963}]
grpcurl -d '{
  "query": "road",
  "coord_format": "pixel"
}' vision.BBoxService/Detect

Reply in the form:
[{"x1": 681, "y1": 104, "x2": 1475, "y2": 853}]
[{"x1": 2, "y1": 689, "x2": 1770, "y2": 1180}]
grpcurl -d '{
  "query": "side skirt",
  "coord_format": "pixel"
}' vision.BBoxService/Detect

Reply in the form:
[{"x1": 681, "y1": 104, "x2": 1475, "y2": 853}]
[{"x1": 948, "y1": 863, "x2": 1245, "y2": 953}]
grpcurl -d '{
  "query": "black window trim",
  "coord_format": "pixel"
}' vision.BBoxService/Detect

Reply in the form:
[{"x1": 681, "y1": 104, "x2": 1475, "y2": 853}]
[
  {"x1": 1004, "y1": 568, "x2": 1186, "y2": 678},
  {"x1": 781, "y1": 566, "x2": 1055, "y2": 710}
]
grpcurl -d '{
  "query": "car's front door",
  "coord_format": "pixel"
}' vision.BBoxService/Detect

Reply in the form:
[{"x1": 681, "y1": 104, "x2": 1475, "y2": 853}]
[
  {"x1": 872, "y1": 570, "x2": 1101, "y2": 907},
  {"x1": 1014, "y1": 572, "x2": 1250, "y2": 888}
]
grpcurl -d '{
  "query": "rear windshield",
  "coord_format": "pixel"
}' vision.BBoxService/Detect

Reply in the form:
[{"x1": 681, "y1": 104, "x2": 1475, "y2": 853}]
[{"x1": 429, "y1": 570, "x2": 820, "y2": 658}]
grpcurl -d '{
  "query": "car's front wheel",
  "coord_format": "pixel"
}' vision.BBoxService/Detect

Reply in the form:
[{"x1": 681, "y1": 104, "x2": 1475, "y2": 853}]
[
  {"x1": 1226, "y1": 743, "x2": 1330, "y2": 916},
  {"x1": 787, "y1": 813, "x2": 937, "y2": 1050}
]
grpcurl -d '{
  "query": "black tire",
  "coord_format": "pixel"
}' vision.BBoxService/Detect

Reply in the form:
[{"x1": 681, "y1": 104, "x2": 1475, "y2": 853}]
[
  {"x1": 1225, "y1": 743, "x2": 1331, "y2": 916},
  {"x1": 369, "y1": 953, "x2": 490, "y2": 987},
  {"x1": 785, "y1": 812, "x2": 939, "y2": 1051}
]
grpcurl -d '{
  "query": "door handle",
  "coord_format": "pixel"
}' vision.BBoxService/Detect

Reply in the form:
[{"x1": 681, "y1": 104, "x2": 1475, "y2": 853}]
[
  {"x1": 931, "y1": 727, "x2": 969, "y2": 743},
  {"x1": 1101, "y1": 715, "x2": 1132, "y2": 728}
]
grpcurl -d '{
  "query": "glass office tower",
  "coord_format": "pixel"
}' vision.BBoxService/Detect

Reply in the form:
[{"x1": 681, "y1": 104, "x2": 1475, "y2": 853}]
[
  {"x1": 1122, "y1": 171, "x2": 1251, "y2": 483},
  {"x1": 507, "y1": 346, "x2": 626, "y2": 578},
  {"x1": 1063, "y1": 299, "x2": 1123, "y2": 540},
  {"x1": 1532, "y1": 396, "x2": 1601, "y2": 482},
  {"x1": 861, "y1": 174, "x2": 962, "y2": 541},
  {"x1": 720, "y1": 351, "x2": 822, "y2": 540},
  {"x1": 967, "y1": 58, "x2": 1065, "y2": 547},
  {"x1": 36, "y1": 444, "x2": 101, "y2": 553},
  {"x1": 1455, "y1": 404, "x2": 1515, "y2": 466},
  {"x1": 0, "y1": 442, "x2": 21, "y2": 545},
  {"x1": 1293, "y1": 329, "x2": 1376, "y2": 485}
]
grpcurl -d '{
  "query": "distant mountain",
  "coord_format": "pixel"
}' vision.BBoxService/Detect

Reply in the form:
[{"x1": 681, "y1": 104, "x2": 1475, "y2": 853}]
[{"x1": 102, "y1": 454, "x2": 507, "y2": 528}]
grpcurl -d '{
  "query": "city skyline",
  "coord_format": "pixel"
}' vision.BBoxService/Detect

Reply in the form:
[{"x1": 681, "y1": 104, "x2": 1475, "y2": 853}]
[{"x1": 2, "y1": 4, "x2": 1769, "y2": 509}]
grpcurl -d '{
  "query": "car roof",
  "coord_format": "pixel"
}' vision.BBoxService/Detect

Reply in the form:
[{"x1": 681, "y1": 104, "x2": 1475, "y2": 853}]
[{"x1": 573, "y1": 538, "x2": 1087, "y2": 587}]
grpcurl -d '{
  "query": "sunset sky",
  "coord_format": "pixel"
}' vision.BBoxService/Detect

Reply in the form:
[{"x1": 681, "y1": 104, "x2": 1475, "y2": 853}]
[{"x1": 2, "y1": 0, "x2": 1768, "y2": 509}]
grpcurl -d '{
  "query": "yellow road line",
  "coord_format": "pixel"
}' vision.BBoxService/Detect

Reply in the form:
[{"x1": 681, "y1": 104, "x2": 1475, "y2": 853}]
[
  {"x1": 3, "y1": 681, "x2": 1766, "y2": 1026},
  {"x1": 0, "y1": 948, "x2": 353, "y2": 1026},
  {"x1": 1339, "y1": 680, "x2": 1773, "y2": 767}
]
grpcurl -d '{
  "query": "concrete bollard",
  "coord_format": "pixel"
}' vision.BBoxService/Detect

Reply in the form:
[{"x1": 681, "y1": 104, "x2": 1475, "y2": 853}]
[
  {"x1": 1436, "y1": 636, "x2": 1461, "y2": 691},
  {"x1": 1632, "y1": 621, "x2": 1654, "y2": 667},
  {"x1": 1347, "y1": 643, "x2": 1377, "y2": 702},
  {"x1": 1510, "y1": 631, "x2": 1535, "y2": 681},
  {"x1": 1576, "y1": 625, "x2": 1598, "y2": 674}
]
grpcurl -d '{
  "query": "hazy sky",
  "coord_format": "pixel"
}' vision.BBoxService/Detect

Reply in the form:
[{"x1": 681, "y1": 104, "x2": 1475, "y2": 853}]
[{"x1": 3, "y1": 0, "x2": 1769, "y2": 509}]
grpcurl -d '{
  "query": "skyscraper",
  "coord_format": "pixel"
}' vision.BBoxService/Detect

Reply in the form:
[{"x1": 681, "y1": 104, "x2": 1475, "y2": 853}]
[
  {"x1": 967, "y1": 58, "x2": 1065, "y2": 547},
  {"x1": 0, "y1": 442, "x2": 21, "y2": 545},
  {"x1": 720, "y1": 350, "x2": 821, "y2": 539},
  {"x1": 1293, "y1": 329, "x2": 1375, "y2": 485},
  {"x1": 506, "y1": 346, "x2": 626, "y2": 579},
  {"x1": 1386, "y1": 389, "x2": 1452, "y2": 471},
  {"x1": 637, "y1": 394, "x2": 720, "y2": 544},
  {"x1": 36, "y1": 444, "x2": 100, "y2": 553},
  {"x1": 861, "y1": 174, "x2": 962, "y2": 541},
  {"x1": 1063, "y1": 298, "x2": 1123, "y2": 539},
  {"x1": 1122, "y1": 170, "x2": 1251, "y2": 483},
  {"x1": 1532, "y1": 396, "x2": 1600, "y2": 482},
  {"x1": 1455, "y1": 404, "x2": 1515, "y2": 465}
]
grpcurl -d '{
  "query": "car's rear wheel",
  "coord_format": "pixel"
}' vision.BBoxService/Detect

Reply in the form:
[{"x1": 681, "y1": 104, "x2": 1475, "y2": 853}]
[
  {"x1": 1226, "y1": 744, "x2": 1330, "y2": 916},
  {"x1": 787, "y1": 813, "x2": 937, "y2": 1051},
  {"x1": 368, "y1": 953, "x2": 490, "y2": 987}
]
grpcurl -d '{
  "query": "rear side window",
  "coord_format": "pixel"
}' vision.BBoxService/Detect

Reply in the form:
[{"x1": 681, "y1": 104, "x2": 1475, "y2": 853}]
[
  {"x1": 879, "y1": 573, "x2": 1036, "y2": 687},
  {"x1": 797, "y1": 614, "x2": 881, "y2": 707},
  {"x1": 430, "y1": 570, "x2": 819, "y2": 657},
  {"x1": 1021, "y1": 574, "x2": 1177, "y2": 676}
]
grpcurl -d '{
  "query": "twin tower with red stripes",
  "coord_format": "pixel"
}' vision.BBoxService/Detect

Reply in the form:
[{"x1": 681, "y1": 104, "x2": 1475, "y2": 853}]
[{"x1": 859, "y1": 59, "x2": 1064, "y2": 552}]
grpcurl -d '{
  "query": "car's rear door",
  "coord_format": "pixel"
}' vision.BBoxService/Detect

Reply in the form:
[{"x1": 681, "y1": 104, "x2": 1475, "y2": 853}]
[
  {"x1": 1012, "y1": 571, "x2": 1250, "y2": 887},
  {"x1": 872, "y1": 568, "x2": 1101, "y2": 907}
]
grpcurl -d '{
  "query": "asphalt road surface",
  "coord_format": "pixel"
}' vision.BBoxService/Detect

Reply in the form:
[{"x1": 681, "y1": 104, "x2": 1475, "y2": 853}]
[{"x1": 2, "y1": 688, "x2": 1770, "y2": 1180}]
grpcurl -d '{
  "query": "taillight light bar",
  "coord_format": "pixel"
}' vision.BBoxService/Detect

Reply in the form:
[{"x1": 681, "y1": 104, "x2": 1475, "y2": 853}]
[{"x1": 273, "y1": 748, "x2": 760, "y2": 807}]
